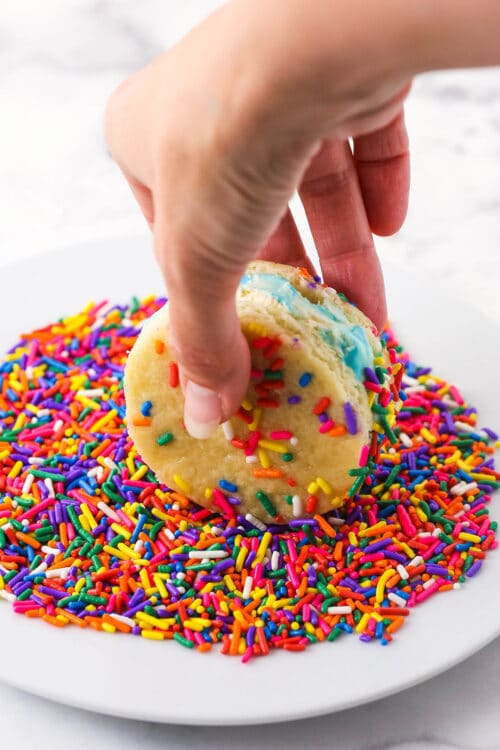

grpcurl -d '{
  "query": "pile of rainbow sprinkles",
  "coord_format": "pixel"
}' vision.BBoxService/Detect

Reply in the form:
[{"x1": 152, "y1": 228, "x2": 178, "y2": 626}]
[{"x1": 0, "y1": 295, "x2": 498, "y2": 661}]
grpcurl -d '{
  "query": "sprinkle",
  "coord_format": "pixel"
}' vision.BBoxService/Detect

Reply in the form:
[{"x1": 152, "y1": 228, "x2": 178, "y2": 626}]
[
  {"x1": 173, "y1": 474, "x2": 191, "y2": 493},
  {"x1": 168, "y1": 362, "x2": 179, "y2": 388},
  {"x1": 0, "y1": 296, "x2": 496, "y2": 663},
  {"x1": 222, "y1": 421, "x2": 234, "y2": 440},
  {"x1": 156, "y1": 431, "x2": 174, "y2": 446},
  {"x1": 140, "y1": 400, "x2": 153, "y2": 417},
  {"x1": 298, "y1": 372, "x2": 313, "y2": 388},
  {"x1": 343, "y1": 403, "x2": 358, "y2": 435}
]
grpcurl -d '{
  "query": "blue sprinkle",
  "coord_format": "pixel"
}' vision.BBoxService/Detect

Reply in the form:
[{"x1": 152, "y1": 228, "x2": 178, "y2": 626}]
[
  {"x1": 299, "y1": 372, "x2": 313, "y2": 388},
  {"x1": 219, "y1": 479, "x2": 238, "y2": 493},
  {"x1": 141, "y1": 400, "x2": 153, "y2": 417}
]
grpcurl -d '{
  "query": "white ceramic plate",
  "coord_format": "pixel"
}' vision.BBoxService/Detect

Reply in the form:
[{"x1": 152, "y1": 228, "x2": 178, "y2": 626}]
[{"x1": 0, "y1": 237, "x2": 498, "y2": 726}]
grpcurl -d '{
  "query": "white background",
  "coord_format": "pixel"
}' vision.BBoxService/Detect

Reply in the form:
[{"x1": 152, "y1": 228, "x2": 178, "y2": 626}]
[{"x1": 1, "y1": 2, "x2": 500, "y2": 749}]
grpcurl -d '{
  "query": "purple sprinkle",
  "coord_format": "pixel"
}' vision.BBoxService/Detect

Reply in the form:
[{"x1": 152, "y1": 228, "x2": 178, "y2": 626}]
[
  {"x1": 466, "y1": 560, "x2": 482, "y2": 577},
  {"x1": 343, "y1": 402, "x2": 358, "y2": 435},
  {"x1": 288, "y1": 395, "x2": 301, "y2": 405}
]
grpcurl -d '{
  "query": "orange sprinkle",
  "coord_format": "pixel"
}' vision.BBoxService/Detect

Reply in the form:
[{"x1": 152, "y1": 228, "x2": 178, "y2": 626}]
[
  {"x1": 252, "y1": 468, "x2": 284, "y2": 479},
  {"x1": 154, "y1": 339, "x2": 165, "y2": 354}
]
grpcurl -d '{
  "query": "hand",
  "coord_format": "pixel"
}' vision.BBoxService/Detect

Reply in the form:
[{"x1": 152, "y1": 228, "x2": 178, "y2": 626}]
[{"x1": 106, "y1": 0, "x2": 413, "y2": 437}]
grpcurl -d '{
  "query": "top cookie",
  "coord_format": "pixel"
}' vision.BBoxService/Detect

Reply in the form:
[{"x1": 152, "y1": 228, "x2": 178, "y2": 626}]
[{"x1": 124, "y1": 261, "x2": 401, "y2": 523}]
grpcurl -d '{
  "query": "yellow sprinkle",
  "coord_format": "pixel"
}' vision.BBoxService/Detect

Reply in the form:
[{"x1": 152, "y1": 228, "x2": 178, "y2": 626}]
[
  {"x1": 91, "y1": 409, "x2": 118, "y2": 432},
  {"x1": 0, "y1": 577, "x2": 5, "y2": 591},
  {"x1": 233, "y1": 610, "x2": 247, "y2": 626},
  {"x1": 307, "y1": 481, "x2": 319, "y2": 494},
  {"x1": 136, "y1": 612, "x2": 176, "y2": 630},
  {"x1": 101, "y1": 622, "x2": 116, "y2": 634},
  {"x1": 13, "y1": 413, "x2": 26, "y2": 431},
  {"x1": 373, "y1": 356, "x2": 386, "y2": 366},
  {"x1": 110, "y1": 523, "x2": 131, "y2": 540},
  {"x1": 204, "y1": 487, "x2": 213, "y2": 499},
  {"x1": 139, "y1": 569, "x2": 150, "y2": 590},
  {"x1": 348, "y1": 531, "x2": 358, "y2": 546},
  {"x1": 258, "y1": 449, "x2": 270, "y2": 469},
  {"x1": 253, "y1": 531, "x2": 272, "y2": 566},
  {"x1": 235, "y1": 547, "x2": 248, "y2": 572},
  {"x1": 75, "y1": 578, "x2": 86, "y2": 594},
  {"x1": 200, "y1": 582, "x2": 216, "y2": 594},
  {"x1": 173, "y1": 474, "x2": 191, "y2": 494},
  {"x1": 458, "y1": 532, "x2": 482, "y2": 544},
  {"x1": 241, "y1": 399, "x2": 253, "y2": 411},
  {"x1": 126, "y1": 456, "x2": 136, "y2": 476},
  {"x1": 316, "y1": 477, "x2": 332, "y2": 495},
  {"x1": 305, "y1": 622, "x2": 316, "y2": 635},
  {"x1": 141, "y1": 630, "x2": 165, "y2": 641},
  {"x1": 117, "y1": 543, "x2": 140, "y2": 560},
  {"x1": 153, "y1": 574, "x2": 168, "y2": 600},
  {"x1": 392, "y1": 538, "x2": 415, "y2": 558},
  {"x1": 368, "y1": 391, "x2": 376, "y2": 409},
  {"x1": 130, "y1": 464, "x2": 149, "y2": 482},
  {"x1": 78, "y1": 514, "x2": 91, "y2": 532},
  {"x1": 80, "y1": 503, "x2": 97, "y2": 530},
  {"x1": 75, "y1": 394, "x2": 101, "y2": 411},
  {"x1": 224, "y1": 575, "x2": 236, "y2": 592},
  {"x1": 258, "y1": 439, "x2": 287, "y2": 454},
  {"x1": 249, "y1": 409, "x2": 261, "y2": 431},
  {"x1": 420, "y1": 427, "x2": 437, "y2": 444},
  {"x1": 184, "y1": 618, "x2": 210, "y2": 631},
  {"x1": 355, "y1": 612, "x2": 371, "y2": 633},
  {"x1": 7, "y1": 461, "x2": 23, "y2": 479},
  {"x1": 103, "y1": 545, "x2": 132, "y2": 561},
  {"x1": 376, "y1": 568, "x2": 396, "y2": 603}
]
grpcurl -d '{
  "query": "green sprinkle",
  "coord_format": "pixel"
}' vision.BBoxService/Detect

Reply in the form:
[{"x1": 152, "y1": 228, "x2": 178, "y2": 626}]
[{"x1": 157, "y1": 431, "x2": 174, "y2": 446}]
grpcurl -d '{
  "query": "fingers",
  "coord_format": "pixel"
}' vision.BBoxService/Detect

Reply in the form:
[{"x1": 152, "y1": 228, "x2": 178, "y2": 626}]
[
  {"x1": 121, "y1": 167, "x2": 155, "y2": 230},
  {"x1": 258, "y1": 208, "x2": 315, "y2": 273},
  {"x1": 353, "y1": 110, "x2": 410, "y2": 236},
  {"x1": 299, "y1": 140, "x2": 387, "y2": 331}
]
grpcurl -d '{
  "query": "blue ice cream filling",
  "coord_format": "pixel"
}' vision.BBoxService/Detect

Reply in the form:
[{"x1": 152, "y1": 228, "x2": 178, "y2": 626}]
[{"x1": 239, "y1": 272, "x2": 374, "y2": 382}]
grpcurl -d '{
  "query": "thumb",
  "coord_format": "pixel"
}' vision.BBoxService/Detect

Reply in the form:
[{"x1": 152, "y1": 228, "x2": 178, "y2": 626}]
[{"x1": 160, "y1": 250, "x2": 251, "y2": 439}]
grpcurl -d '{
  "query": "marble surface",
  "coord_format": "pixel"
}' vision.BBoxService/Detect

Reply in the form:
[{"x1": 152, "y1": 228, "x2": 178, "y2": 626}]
[{"x1": 1, "y1": 2, "x2": 500, "y2": 749}]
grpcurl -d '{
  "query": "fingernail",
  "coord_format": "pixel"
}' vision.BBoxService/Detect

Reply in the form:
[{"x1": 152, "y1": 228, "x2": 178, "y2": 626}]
[{"x1": 184, "y1": 380, "x2": 221, "y2": 439}]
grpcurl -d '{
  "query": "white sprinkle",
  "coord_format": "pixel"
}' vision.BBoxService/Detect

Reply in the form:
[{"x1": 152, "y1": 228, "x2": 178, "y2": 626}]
[
  {"x1": 245, "y1": 513, "x2": 267, "y2": 531},
  {"x1": 22, "y1": 473, "x2": 35, "y2": 495},
  {"x1": 402, "y1": 375, "x2": 420, "y2": 386},
  {"x1": 77, "y1": 388, "x2": 104, "y2": 397},
  {"x1": 455, "y1": 421, "x2": 479, "y2": 434},
  {"x1": 290, "y1": 437, "x2": 299, "y2": 446},
  {"x1": 292, "y1": 495, "x2": 303, "y2": 518},
  {"x1": 222, "y1": 420, "x2": 234, "y2": 441},
  {"x1": 97, "y1": 501, "x2": 121, "y2": 523},
  {"x1": 442, "y1": 395, "x2": 460, "y2": 408},
  {"x1": 327, "y1": 605, "x2": 352, "y2": 615},
  {"x1": 30, "y1": 562, "x2": 47, "y2": 576},
  {"x1": 162, "y1": 528, "x2": 175, "y2": 541},
  {"x1": 432, "y1": 528, "x2": 442, "y2": 537},
  {"x1": 408, "y1": 555, "x2": 424, "y2": 568},
  {"x1": 399, "y1": 432, "x2": 412, "y2": 448},
  {"x1": 103, "y1": 457, "x2": 119, "y2": 471},
  {"x1": 2, "y1": 523, "x2": 12, "y2": 532},
  {"x1": 453, "y1": 582, "x2": 462, "y2": 590},
  {"x1": 396, "y1": 564, "x2": 409, "y2": 580},
  {"x1": 0, "y1": 590, "x2": 16, "y2": 603},
  {"x1": 108, "y1": 613, "x2": 136, "y2": 628},
  {"x1": 326, "y1": 516, "x2": 345, "y2": 527},
  {"x1": 44, "y1": 478, "x2": 55, "y2": 498},
  {"x1": 242, "y1": 576, "x2": 254, "y2": 599},
  {"x1": 88, "y1": 466, "x2": 104, "y2": 480},
  {"x1": 404, "y1": 385, "x2": 426, "y2": 394},
  {"x1": 46, "y1": 567, "x2": 72, "y2": 580},
  {"x1": 245, "y1": 455, "x2": 258, "y2": 464},
  {"x1": 271, "y1": 550, "x2": 280, "y2": 571},
  {"x1": 188, "y1": 550, "x2": 228, "y2": 560},
  {"x1": 26, "y1": 366, "x2": 33, "y2": 380},
  {"x1": 37, "y1": 409, "x2": 50, "y2": 418},
  {"x1": 41, "y1": 545, "x2": 56, "y2": 555},
  {"x1": 177, "y1": 586, "x2": 186, "y2": 594},
  {"x1": 28, "y1": 457, "x2": 45, "y2": 465},
  {"x1": 21, "y1": 519, "x2": 29, "y2": 527},
  {"x1": 134, "y1": 539, "x2": 144, "y2": 554},
  {"x1": 388, "y1": 592, "x2": 408, "y2": 607},
  {"x1": 176, "y1": 572, "x2": 186, "y2": 581},
  {"x1": 172, "y1": 503, "x2": 180, "y2": 511},
  {"x1": 423, "y1": 578, "x2": 436, "y2": 590}
]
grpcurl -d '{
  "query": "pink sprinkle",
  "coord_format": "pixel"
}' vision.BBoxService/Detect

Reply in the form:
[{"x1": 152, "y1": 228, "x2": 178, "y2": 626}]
[
  {"x1": 270, "y1": 430, "x2": 293, "y2": 440},
  {"x1": 359, "y1": 444, "x2": 369, "y2": 467},
  {"x1": 450, "y1": 385, "x2": 464, "y2": 405},
  {"x1": 396, "y1": 505, "x2": 417, "y2": 537},
  {"x1": 319, "y1": 420, "x2": 335, "y2": 433}
]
